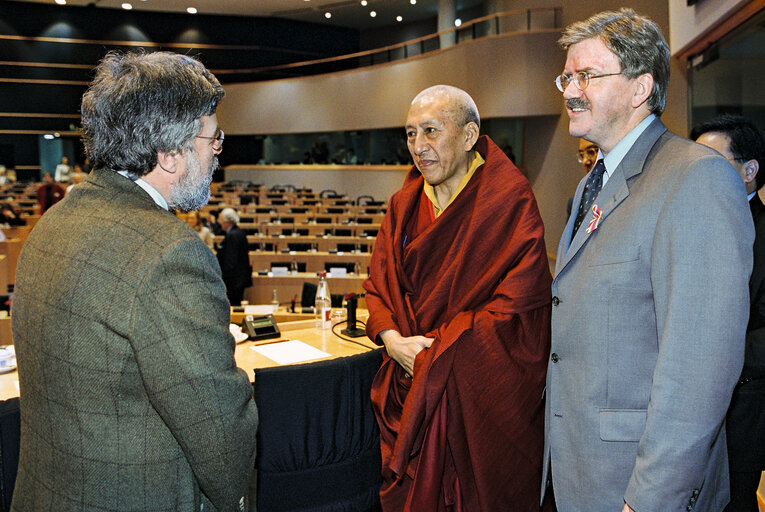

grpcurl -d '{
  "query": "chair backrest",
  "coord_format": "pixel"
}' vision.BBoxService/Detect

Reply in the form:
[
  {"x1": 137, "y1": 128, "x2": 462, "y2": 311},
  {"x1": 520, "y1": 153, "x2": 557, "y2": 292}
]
[
  {"x1": 0, "y1": 398, "x2": 20, "y2": 512},
  {"x1": 300, "y1": 282, "x2": 317, "y2": 307},
  {"x1": 252, "y1": 350, "x2": 382, "y2": 512},
  {"x1": 336, "y1": 243, "x2": 368, "y2": 253}
]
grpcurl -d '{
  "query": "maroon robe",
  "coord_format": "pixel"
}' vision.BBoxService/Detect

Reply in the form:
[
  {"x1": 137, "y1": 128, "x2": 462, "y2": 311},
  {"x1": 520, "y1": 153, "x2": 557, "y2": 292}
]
[{"x1": 364, "y1": 136, "x2": 552, "y2": 511}]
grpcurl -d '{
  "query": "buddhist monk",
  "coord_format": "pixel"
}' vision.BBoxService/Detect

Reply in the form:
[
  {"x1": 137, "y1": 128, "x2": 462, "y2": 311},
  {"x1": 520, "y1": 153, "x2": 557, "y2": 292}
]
[{"x1": 364, "y1": 85, "x2": 553, "y2": 511}]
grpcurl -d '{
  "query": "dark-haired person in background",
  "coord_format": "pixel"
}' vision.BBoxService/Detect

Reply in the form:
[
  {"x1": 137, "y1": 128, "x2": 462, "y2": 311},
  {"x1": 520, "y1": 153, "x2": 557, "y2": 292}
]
[
  {"x1": 12, "y1": 52, "x2": 258, "y2": 512},
  {"x1": 693, "y1": 114, "x2": 765, "y2": 512}
]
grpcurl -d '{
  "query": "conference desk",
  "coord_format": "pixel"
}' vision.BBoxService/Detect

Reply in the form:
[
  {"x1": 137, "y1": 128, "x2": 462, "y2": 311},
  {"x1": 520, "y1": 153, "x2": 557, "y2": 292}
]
[
  {"x1": 214, "y1": 234, "x2": 375, "y2": 254},
  {"x1": 245, "y1": 272, "x2": 367, "y2": 305},
  {"x1": 0, "y1": 312, "x2": 376, "y2": 401},
  {"x1": 249, "y1": 251, "x2": 372, "y2": 274}
]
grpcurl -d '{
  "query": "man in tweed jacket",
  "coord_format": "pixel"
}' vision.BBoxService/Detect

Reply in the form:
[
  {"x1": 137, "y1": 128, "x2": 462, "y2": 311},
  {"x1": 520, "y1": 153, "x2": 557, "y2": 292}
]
[{"x1": 11, "y1": 52, "x2": 258, "y2": 512}]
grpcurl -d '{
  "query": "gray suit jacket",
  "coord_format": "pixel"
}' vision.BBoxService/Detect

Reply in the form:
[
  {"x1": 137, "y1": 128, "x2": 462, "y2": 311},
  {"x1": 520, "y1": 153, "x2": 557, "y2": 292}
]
[
  {"x1": 11, "y1": 168, "x2": 259, "y2": 512},
  {"x1": 542, "y1": 119, "x2": 753, "y2": 512}
]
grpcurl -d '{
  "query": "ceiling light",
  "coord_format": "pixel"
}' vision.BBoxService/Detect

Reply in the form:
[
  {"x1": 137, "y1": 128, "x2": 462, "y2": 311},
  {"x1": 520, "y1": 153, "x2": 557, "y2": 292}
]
[
  {"x1": 54, "y1": 0, "x2": 66, "y2": 4},
  {"x1": 43, "y1": 134, "x2": 54, "y2": 140},
  {"x1": 396, "y1": 16, "x2": 403, "y2": 22},
  {"x1": 121, "y1": 3, "x2": 132, "y2": 9},
  {"x1": 454, "y1": 18, "x2": 462, "y2": 27},
  {"x1": 360, "y1": 0, "x2": 367, "y2": 5},
  {"x1": 369, "y1": 10, "x2": 376, "y2": 17},
  {"x1": 186, "y1": 7, "x2": 197, "y2": 14},
  {"x1": 324, "y1": 11, "x2": 331, "y2": 18},
  {"x1": 410, "y1": 0, "x2": 416, "y2": 4}
]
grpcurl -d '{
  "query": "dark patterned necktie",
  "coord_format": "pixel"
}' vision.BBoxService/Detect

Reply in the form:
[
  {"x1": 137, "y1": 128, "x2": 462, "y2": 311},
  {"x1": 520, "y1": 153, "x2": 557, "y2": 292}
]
[{"x1": 572, "y1": 159, "x2": 605, "y2": 238}]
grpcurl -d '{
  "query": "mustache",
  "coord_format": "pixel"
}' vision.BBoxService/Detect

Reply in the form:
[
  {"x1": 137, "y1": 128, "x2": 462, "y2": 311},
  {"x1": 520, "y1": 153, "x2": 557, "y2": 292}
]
[{"x1": 566, "y1": 98, "x2": 590, "y2": 110}]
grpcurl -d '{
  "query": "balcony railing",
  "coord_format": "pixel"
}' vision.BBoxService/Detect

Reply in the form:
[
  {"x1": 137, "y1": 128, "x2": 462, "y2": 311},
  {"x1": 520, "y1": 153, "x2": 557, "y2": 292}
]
[{"x1": 212, "y1": 7, "x2": 562, "y2": 82}]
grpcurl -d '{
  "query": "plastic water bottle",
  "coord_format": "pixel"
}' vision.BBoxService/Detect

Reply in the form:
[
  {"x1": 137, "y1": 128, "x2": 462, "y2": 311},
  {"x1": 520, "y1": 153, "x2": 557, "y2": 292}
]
[
  {"x1": 290, "y1": 258, "x2": 298, "y2": 275},
  {"x1": 315, "y1": 271, "x2": 331, "y2": 329}
]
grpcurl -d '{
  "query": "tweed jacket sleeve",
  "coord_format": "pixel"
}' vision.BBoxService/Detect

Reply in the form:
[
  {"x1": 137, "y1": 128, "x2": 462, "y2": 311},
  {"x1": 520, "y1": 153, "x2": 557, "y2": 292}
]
[{"x1": 130, "y1": 234, "x2": 258, "y2": 511}]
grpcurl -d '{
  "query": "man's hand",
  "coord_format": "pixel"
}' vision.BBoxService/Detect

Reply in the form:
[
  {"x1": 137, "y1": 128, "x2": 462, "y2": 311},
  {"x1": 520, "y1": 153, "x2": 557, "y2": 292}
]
[
  {"x1": 622, "y1": 503, "x2": 634, "y2": 512},
  {"x1": 379, "y1": 329, "x2": 433, "y2": 376}
]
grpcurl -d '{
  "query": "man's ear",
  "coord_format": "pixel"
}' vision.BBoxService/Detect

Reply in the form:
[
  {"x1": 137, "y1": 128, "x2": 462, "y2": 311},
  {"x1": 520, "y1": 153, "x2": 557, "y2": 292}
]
[
  {"x1": 463, "y1": 122, "x2": 480, "y2": 151},
  {"x1": 631, "y1": 73, "x2": 653, "y2": 109},
  {"x1": 743, "y1": 159, "x2": 760, "y2": 186},
  {"x1": 157, "y1": 150, "x2": 179, "y2": 175}
]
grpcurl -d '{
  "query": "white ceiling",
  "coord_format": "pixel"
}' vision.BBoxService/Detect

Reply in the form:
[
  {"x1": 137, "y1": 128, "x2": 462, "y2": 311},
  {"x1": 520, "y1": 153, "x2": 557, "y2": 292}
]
[{"x1": 10, "y1": 0, "x2": 483, "y2": 29}]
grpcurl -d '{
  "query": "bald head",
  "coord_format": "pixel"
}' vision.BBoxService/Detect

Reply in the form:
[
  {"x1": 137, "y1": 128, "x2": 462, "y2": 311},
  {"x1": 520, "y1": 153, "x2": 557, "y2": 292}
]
[{"x1": 411, "y1": 85, "x2": 480, "y2": 130}]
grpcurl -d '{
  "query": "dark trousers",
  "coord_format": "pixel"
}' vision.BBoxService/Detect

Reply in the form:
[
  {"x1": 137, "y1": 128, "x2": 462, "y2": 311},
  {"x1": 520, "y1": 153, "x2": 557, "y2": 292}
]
[{"x1": 725, "y1": 470, "x2": 761, "y2": 512}]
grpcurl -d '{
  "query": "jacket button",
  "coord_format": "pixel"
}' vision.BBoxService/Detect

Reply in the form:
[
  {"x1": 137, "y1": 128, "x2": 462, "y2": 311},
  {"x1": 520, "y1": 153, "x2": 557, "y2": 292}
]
[
  {"x1": 551, "y1": 353, "x2": 559, "y2": 363},
  {"x1": 552, "y1": 296, "x2": 560, "y2": 306}
]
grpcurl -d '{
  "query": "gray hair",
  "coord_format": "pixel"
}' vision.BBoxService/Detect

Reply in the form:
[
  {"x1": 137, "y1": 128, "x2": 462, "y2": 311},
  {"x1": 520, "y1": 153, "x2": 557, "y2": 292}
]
[
  {"x1": 412, "y1": 85, "x2": 480, "y2": 129},
  {"x1": 559, "y1": 8, "x2": 670, "y2": 116},
  {"x1": 219, "y1": 207, "x2": 239, "y2": 225},
  {"x1": 81, "y1": 51, "x2": 224, "y2": 177}
]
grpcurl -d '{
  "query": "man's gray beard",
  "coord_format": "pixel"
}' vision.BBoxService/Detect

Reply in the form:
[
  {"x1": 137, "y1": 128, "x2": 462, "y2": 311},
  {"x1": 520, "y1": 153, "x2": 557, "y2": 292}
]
[{"x1": 168, "y1": 152, "x2": 216, "y2": 213}]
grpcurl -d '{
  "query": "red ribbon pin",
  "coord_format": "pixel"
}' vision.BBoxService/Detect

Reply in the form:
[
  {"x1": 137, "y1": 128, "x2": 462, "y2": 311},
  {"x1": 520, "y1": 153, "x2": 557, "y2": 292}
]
[{"x1": 586, "y1": 204, "x2": 602, "y2": 234}]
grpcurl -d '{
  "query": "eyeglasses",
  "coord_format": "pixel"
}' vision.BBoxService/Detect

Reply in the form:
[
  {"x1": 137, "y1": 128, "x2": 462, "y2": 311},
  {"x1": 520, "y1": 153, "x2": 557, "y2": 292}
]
[
  {"x1": 555, "y1": 71, "x2": 623, "y2": 92},
  {"x1": 577, "y1": 146, "x2": 599, "y2": 163},
  {"x1": 197, "y1": 129, "x2": 224, "y2": 151}
]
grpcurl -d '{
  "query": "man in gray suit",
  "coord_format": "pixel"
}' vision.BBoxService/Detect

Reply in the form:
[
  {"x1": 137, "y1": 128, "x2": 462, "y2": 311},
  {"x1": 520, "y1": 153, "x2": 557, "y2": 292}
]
[
  {"x1": 11, "y1": 52, "x2": 258, "y2": 511},
  {"x1": 542, "y1": 9, "x2": 753, "y2": 512}
]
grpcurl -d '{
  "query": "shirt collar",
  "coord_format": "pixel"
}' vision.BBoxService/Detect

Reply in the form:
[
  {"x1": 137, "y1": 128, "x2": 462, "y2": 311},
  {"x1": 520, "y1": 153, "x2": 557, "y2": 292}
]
[
  {"x1": 423, "y1": 151, "x2": 484, "y2": 218},
  {"x1": 601, "y1": 113, "x2": 656, "y2": 181},
  {"x1": 116, "y1": 170, "x2": 169, "y2": 210}
]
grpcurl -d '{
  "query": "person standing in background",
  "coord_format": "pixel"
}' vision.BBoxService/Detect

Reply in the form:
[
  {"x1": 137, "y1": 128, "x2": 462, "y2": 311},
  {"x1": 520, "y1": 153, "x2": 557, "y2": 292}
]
[
  {"x1": 216, "y1": 207, "x2": 252, "y2": 305},
  {"x1": 692, "y1": 114, "x2": 765, "y2": 512}
]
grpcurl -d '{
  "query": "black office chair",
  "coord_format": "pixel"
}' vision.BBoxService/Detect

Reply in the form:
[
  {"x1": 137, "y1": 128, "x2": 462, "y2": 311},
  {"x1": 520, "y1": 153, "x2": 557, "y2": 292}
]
[
  {"x1": 325, "y1": 207, "x2": 345, "y2": 214},
  {"x1": 252, "y1": 350, "x2": 383, "y2": 512},
  {"x1": 329, "y1": 228, "x2": 352, "y2": 237},
  {"x1": 0, "y1": 398, "x2": 20, "y2": 512},
  {"x1": 287, "y1": 243, "x2": 312, "y2": 252},
  {"x1": 288, "y1": 207, "x2": 309, "y2": 214},
  {"x1": 314, "y1": 217, "x2": 333, "y2": 224},
  {"x1": 319, "y1": 189, "x2": 340, "y2": 199},
  {"x1": 355, "y1": 217, "x2": 374, "y2": 224},
  {"x1": 361, "y1": 229, "x2": 378, "y2": 237},
  {"x1": 337, "y1": 243, "x2": 368, "y2": 253}
]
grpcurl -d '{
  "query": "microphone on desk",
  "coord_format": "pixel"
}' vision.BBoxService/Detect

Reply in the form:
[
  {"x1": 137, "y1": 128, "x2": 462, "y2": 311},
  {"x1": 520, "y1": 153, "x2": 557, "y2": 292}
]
[{"x1": 341, "y1": 292, "x2": 366, "y2": 338}]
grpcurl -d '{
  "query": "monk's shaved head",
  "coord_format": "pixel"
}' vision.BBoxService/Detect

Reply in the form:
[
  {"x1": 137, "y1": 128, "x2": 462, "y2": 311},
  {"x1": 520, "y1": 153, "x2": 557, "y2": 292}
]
[{"x1": 411, "y1": 85, "x2": 480, "y2": 129}]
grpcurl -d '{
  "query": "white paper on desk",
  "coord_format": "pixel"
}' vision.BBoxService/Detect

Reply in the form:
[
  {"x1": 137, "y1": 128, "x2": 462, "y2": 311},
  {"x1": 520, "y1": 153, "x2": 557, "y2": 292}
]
[
  {"x1": 329, "y1": 267, "x2": 347, "y2": 277},
  {"x1": 270, "y1": 266, "x2": 289, "y2": 276},
  {"x1": 252, "y1": 340, "x2": 331, "y2": 365},
  {"x1": 243, "y1": 304, "x2": 278, "y2": 315}
]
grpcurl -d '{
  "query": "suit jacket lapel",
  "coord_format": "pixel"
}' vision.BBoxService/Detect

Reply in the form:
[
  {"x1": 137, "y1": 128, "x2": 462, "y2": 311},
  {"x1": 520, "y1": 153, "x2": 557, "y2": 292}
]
[{"x1": 555, "y1": 118, "x2": 668, "y2": 278}]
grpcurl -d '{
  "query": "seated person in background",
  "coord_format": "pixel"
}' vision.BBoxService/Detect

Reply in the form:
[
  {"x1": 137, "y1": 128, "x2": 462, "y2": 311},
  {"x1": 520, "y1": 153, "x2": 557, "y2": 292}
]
[
  {"x1": 36, "y1": 171, "x2": 65, "y2": 214},
  {"x1": 186, "y1": 209, "x2": 215, "y2": 250},
  {"x1": 216, "y1": 207, "x2": 252, "y2": 305},
  {"x1": 364, "y1": 85, "x2": 552, "y2": 511},
  {"x1": 0, "y1": 201, "x2": 25, "y2": 226}
]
